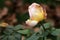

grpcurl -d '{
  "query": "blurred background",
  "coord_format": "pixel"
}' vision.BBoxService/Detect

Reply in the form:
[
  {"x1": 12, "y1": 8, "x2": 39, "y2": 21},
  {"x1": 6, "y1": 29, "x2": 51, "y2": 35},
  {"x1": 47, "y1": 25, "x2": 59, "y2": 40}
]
[{"x1": 0, "y1": 0, "x2": 60, "y2": 28}]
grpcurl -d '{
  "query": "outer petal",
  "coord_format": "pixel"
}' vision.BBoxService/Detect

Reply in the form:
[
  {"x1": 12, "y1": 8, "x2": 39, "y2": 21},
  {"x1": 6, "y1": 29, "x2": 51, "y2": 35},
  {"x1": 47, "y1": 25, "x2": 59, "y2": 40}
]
[{"x1": 26, "y1": 19, "x2": 38, "y2": 27}]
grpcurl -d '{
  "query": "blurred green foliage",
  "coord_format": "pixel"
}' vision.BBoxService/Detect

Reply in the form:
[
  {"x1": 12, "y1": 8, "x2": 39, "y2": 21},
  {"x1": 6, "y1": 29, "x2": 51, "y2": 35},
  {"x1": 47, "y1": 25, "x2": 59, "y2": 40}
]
[{"x1": 0, "y1": 22, "x2": 60, "y2": 40}]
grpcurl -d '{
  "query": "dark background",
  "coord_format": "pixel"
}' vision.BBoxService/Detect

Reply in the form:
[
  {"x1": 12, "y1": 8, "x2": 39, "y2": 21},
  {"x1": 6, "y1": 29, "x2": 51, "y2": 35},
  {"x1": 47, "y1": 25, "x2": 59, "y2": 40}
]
[{"x1": 0, "y1": 0, "x2": 60, "y2": 28}]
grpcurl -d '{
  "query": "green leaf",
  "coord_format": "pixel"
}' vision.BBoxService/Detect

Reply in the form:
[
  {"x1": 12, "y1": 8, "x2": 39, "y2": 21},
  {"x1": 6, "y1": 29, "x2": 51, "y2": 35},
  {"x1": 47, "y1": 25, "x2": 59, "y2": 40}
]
[
  {"x1": 17, "y1": 29, "x2": 31, "y2": 35},
  {"x1": 3, "y1": 29, "x2": 13, "y2": 35},
  {"x1": 14, "y1": 24, "x2": 24, "y2": 30},
  {"x1": 8, "y1": 36, "x2": 16, "y2": 40},
  {"x1": 39, "y1": 26, "x2": 49, "y2": 37},
  {"x1": 3, "y1": 26, "x2": 14, "y2": 35},
  {"x1": 6, "y1": 25, "x2": 14, "y2": 29},
  {"x1": 27, "y1": 32, "x2": 41, "y2": 40},
  {"x1": 40, "y1": 22, "x2": 55, "y2": 33},
  {"x1": 1, "y1": 36, "x2": 8, "y2": 40},
  {"x1": 14, "y1": 33, "x2": 22, "y2": 40},
  {"x1": 51, "y1": 29, "x2": 60, "y2": 36},
  {"x1": 43, "y1": 22, "x2": 52, "y2": 29}
]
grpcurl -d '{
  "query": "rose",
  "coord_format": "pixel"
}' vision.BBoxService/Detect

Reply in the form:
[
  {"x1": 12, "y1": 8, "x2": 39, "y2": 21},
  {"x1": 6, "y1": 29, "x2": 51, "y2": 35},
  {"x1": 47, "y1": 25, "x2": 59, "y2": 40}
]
[{"x1": 26, "y1": 3, "x2": 47, "y2": 27}]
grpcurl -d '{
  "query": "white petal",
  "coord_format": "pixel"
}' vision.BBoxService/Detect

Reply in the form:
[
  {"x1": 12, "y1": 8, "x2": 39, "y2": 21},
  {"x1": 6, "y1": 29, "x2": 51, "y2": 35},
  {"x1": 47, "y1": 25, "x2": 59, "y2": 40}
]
[{"x1": 26, "y1": 19, "x2": 38, "y2": 27}]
